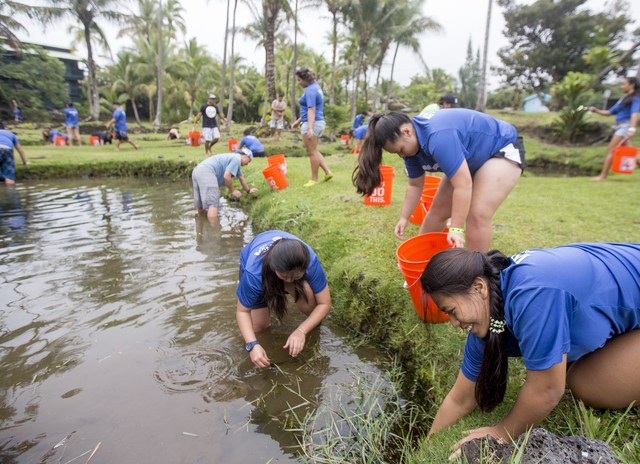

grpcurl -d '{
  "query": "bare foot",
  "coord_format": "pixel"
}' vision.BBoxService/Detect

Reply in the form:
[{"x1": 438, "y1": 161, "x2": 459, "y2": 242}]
[
  {"x1": 590, "y1": 176, "x2": 606, "y2": 181},
  {"x1": 115, "y1": 148, "x2": 120, "y2": 152}
]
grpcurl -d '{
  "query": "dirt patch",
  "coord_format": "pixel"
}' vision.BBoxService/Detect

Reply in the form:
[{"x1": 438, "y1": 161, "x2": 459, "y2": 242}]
[{"x1": 514, "y1": 122, "x2": 611, "y2": 146}]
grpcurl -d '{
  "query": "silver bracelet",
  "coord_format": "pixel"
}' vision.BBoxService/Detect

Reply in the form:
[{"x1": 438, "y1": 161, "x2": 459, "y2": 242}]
[{"x1": 296, "y1": 328, "x2": 306, "y2": 335}]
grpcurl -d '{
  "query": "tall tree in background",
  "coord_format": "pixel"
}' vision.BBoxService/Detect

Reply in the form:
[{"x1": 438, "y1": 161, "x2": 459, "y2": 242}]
[
  {"x1": 264, "y1": 0, "x2": 292, "y2": 103},
  {"x1": 458, "y1": 38, "x2": 480, "y2": 108},
  {"x1": 1, "y1": 0, "x2": 61, "y2": 55},
  {"x1": 475, "y1": 0, "x2": 491, "y2": 112},
  {"x1": 324, "y1": 0, "x2": 344, "y2": 105},
  {"x1": 225, "y1": 0, "x2": 238, "y2": 130},
  {"x1": 108, "y1": 49, "x2": 144, "y2": 125},
  {"x1": 289, "y1": 0, "x2": 298, "y2": 121},
  {"x1": 181, "y1": 38, "x2": 215, "y2": 120},
  {"x1": 219, "y1": 0, "x2": 230, "y2": 115},
  {"x1": 152, "y1": 0, "x2": 162, "y2": 126}
]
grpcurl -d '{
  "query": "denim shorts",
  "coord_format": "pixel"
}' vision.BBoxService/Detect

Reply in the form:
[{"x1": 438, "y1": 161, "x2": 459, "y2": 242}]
[
  {"x1": 66, "y1": 123, "x2": 79, "y2": 130},
  {"x1": 300, "y1": 120, "x2": 326, "y2": 137},
  {"x1": 614, "y1": 122, "x2": 631, "y2": 137}
]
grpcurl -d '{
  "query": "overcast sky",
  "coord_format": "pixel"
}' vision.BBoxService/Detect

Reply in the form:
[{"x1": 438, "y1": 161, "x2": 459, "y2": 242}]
[{"x1": 15, "y1": 0, "x2": 640, "y2": 90}]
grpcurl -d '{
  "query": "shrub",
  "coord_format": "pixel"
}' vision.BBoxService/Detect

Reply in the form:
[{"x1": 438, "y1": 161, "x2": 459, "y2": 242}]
[{"x1": 551, "y1": 72, "x2": 594, "y2": 143}]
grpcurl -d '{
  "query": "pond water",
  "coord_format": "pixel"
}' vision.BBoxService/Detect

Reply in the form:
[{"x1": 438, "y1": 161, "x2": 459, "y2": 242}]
[{"x1": 0, "y1": 179, "x2": 388, "y2": 464}]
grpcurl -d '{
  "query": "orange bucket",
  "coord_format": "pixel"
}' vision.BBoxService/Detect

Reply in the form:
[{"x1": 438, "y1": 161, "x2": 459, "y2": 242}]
[
  {"x1": 409, "y1": 186, "x2": 440, "y2": 224},
  {"x1": 341, "y1": 135, "x2": 349, "y2": 146},
  {"x1": 228, "y1": 139, "x2": 238, "y2": 151},
  {"x1": 364, "y1": 166, "x2": 394, "y2": 206},
  {"x1": 54, "y1": 135, "x2": 66, "y2": 146},
  {"x1": 89, "y1": 136, "x2": 100, "y2": 146},
  {"x1": 262, "y1": 163, "x2": 289, "y2": 190},
  {"x1": 611, "y1": 146, "x2": 639, "y2": 174},
  {"x1": 397, "y1": 232, "x2": 452, "y2": 323},
  {"x1": 188, "y1": 131, "x2": 200, "y2": 147},
  {"x1": 267, "y1": 154, "x2": 287, "y2": 176},
  {"x1": 423, "y1": 176, "x2": 441, "y2": 188}
]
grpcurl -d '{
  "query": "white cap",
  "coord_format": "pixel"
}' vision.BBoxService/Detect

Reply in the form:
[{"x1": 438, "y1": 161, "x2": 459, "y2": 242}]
[
  {"x1": 237, "y1": 147, "x2": 253, "y2": 160},
  {"x1": 208, "y1": 94, "x2": 216, "y2": 99}
]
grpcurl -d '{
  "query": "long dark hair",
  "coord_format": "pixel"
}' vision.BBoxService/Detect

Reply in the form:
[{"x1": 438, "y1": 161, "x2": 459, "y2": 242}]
[
  {"x1": 260, "y1": 238, "x2": 310, "y2": 321},
  {"x1": 420, "y1": 248, "x2": 512, "y2": 412},
  {"x1": 352, "y1": 111, "x2": 412, "y2": 196},
  {"x1": 621, "y1": 77, "x2": 640, "y2": 106}
]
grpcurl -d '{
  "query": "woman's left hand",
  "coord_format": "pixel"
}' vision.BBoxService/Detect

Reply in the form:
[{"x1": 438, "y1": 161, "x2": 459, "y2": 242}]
[
  {"x1": 626, "y1": 130, "x2": 636, "y2": 139},
  {"x1": 448, "y1": 426, "x2": 505, "y2": 461},
  {"x1": 283, "y1": 330, "x2": 306, "y2": 357},
  {"x1": 447, "y1": 230, "x2": 465, "y2": 248}
]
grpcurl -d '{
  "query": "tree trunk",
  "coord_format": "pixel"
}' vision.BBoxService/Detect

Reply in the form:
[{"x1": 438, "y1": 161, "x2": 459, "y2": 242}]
[
  {"x1": 350, "y1": 43, "x2": 364, "y2": 120},
  {"x1": 265, "y1": 0, "x2": 277, "y2": 103},
  {"x1": 290, "y1": 0, "x2": 299, "y2": 122},
  {"x1": 219, "y1": 0, "x2": 230, "y2": 116},
  {"x1": 152, "y1": 0, "x2": 163, "y2": 126},
  {"x1": 373, "y1": 63, "x2": 382, "y2": 111},
  {"x1": 85, "y1": 77, "x2": 93, "y2": 118},
  {"x1": 363, "y1": 66, "x2": 368, "y2": 107},
  {"x1": 261, "y1": 85, "x2": 267, "y2": 124},
  {"x1": 385, "y1": 42, "x2": 400, "y2": 110},
  {"x1": 329, "y1": 11, "x2": 338, "y2": 105},
  {"x1": 475, "y1": 0, "x2": 492, "y2": 112},
  {"x1": 188, "y1": 97, "x2": 194, "y2": 120},
  {"x1": 130, "y1": 92, "x2": 142, "y2": 126},
  {"x1": 225, "y1": 0, "x2": 238, "y2": 131},
  {"x1": 84, "y1": 23, "x2": 100, "y2": 120}
]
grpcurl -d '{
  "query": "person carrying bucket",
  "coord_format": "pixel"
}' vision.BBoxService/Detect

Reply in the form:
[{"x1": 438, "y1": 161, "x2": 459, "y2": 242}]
[
  {"x1": 589, "y1": 77, "x2": 639, "y2": 181},
  {"x1": 193, "y1": 94, "x2": 228, "y2": 156},
  {"x1": 236, "y1": 230, "x2": 331, "y2": 368},
  {"x1": 192, "y1": 148, "x2": 258, "y2": 220},
  {"x1": 420, "y1": 243, "x2": 640, "y2": 460},
  {"x1": 240, "y1": 129, "x2": 266, "y2": 158},
  {"x1": 352, "y1": 109, "x2": 525, "y2": 252}
]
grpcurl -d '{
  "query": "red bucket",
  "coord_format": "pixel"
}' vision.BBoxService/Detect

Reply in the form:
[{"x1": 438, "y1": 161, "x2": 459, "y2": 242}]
[
  {"x1": 611, "y1": 146, "x2": 639, "y2": 174},
  {"x1": 228, "y1": 139, "x2": 238, "y2": 152},
  {"x1": 89, "y1": 136, "x2": 100, "y2": 146},
  {"x1": 341, "y1": 135, "x2": 349, "y2": 146},
  {"x1": 267, "y1": 154, "x2": 287, "y2": 176},
  {"x1": 188, "y1": 131, "x2": 200, "y2": 147},
  {"x1": 54, "y1": 135, "x2": 66, "y2": 146},
  {"x1": 364, "y1": 166, "x2": 394, "y2": 206},
  {"x1": 262, "y1": 163, "x2": 289, "y2": 190}
]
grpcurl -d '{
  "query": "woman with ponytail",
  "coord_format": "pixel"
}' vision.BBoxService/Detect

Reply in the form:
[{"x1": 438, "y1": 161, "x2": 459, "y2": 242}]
[
  {"x1": 421, "y1": 243, "x2": 640, "y2": 457},
  {"x1": 236, "y1": 230, "x2": 331, "y2": 368},
  {"x1": 589, "y1": 77, "x2": 640, "y2": 181},
  {"x1": 353, "y1": 109, "x2": 525, "y2": 252}
]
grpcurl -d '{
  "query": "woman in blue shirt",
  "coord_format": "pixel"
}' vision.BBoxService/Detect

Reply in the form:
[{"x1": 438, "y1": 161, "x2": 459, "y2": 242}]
[
  {"x1": 589, "y1": 77, "x2": 639, "y2": 181},
  {"x1": 64, "y1": 101, "x2": 82, "y2": 146},
  {"x1": 42, "y1": 129, "x2": 69, "y2": 145},
  {"x1": 353, "y1": 110, "x2": 525, "y2": 252},
  {"x1": 290, "y1": 68, "x2": 333, "y2": 187},
  {"x1": 236, "y1": 230, "x2": 331, "y2": 368},
  {"x1": 420, "y1": 244, "x2": 640, "y2": 458}
]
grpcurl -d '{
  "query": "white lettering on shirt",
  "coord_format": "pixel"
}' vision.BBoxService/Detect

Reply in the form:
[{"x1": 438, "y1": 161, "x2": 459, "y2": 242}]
[{"x1": 512, "y1": 250, "x2": 534, "y2": 265}]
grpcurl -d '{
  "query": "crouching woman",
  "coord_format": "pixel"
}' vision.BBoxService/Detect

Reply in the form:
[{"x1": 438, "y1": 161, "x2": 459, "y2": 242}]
[
  {"x1": 421, "y1": 244, "x2": 640, "y2": 455},
  {"x1": 236, "y1": 230, "x2": 331, "y2": 368}
]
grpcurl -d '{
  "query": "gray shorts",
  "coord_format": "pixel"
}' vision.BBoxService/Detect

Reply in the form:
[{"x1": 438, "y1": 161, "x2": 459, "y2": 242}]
[
  {"x1": 192, "y1": 164, "x2": 220, "y2": 209},
  {"x1": 614, "y1": 122, "x2": 631, "y2": 137},
  {"x1": 66, "y1": 123, "x2": 79, "y2": 130},
  {"x1": 300, "y1": 120, "x2": 326, "y2": 137}
]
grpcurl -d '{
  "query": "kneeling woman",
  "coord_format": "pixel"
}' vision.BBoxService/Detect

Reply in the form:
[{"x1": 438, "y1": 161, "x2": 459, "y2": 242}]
[
  {"x1": 236, "y1": 231, "x2": 331, "y2": 368},
  {"x1": 421, "y1": 244, "x2": 640, "y2": 453},
  {"x1": 353, "y1": 110, "x2": 525, "y2": 252}
]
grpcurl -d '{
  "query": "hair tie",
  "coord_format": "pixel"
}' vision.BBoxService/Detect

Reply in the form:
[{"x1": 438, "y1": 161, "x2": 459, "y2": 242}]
[{"x1": 489, "y1": 317, "x2": 506, "y2": 334}]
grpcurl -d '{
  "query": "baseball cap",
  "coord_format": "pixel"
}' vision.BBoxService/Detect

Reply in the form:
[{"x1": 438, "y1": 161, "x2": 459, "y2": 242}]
[
  {"x1": 237, "y1": 147, "x2": 253, "y2": 160},
  {"x1": 438, "y1": 93, "x2": 459, "y2": 107},
  {"x1": 208, "y1": 94, "x2": 216, "y2": 99}
]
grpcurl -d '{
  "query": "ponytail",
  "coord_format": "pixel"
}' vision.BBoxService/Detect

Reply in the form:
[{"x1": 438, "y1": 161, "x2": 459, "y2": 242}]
[
  {"x1": 352, "y1": 111, "x2": 412, "y2": 196},
  {"x1": 420, "y1": 248, "x2": 512, "y2": 412},
  {"x1": 620, "y1": 77, "x2": 640, "y2": 107}
]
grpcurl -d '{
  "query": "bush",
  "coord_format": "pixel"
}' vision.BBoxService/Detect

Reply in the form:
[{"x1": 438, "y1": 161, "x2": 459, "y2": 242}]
[
  {"x1": 551, "y1": 72, "x2": 594, "y2": 143},
  {"x1": 323, "y1": 104, "x2": 349, "y2": 131}
]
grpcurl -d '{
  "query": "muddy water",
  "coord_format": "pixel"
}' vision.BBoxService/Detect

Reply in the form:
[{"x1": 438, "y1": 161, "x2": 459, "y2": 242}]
[{"x1": 0, "y1": 179, "x2": 387, "y2": 464}]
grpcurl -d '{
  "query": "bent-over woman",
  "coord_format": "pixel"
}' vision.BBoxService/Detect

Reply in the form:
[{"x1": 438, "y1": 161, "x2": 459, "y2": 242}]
[
  {"x1": 421, "y1": 244, "x2": 640, "y2": 457},
  {"x1": 236, "y1": 230, "x2": 331, "y2": 368},
  {"x1": 353, "y1": 109, "x2": 525, "y2": 252}
]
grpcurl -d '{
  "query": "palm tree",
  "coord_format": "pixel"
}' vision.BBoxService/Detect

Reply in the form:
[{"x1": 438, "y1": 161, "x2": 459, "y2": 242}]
[
  {"x1": 180, "y1": 38, "x2": 216, "y2": 121},
  {"x1": 68, "y1": 23, "x2": 112, "y2": 60},
  {"x1": 118, "y1": 0, "x2": 156, "y2": 40},
  {"x1": 162, "y1": 0, "x2": 185, "y2": 41},
  {"x1": 44, "y1": 0, "x2": 125, "y2": 120},
  {"x1": 324, "y1": 0, "x2": 345, "y2": 105},
  {"x1": 108, "y1": 50, "x2": 145, "y2": 125},
  {"x1": 225, "y1": 0, "x2": 239, "y2": 130},
  {"x1": 475, "y1": 0, "x2": 492, "y2": 112},
  {"x1": 219, "y1": 0, "x2": 230, "y2": 116},
  {"x1": 152, "y1": 0, "x2": 162, "y2": 126},
  {"x1": 264, "y1": 0, "x2": 292, "y2": 103}
]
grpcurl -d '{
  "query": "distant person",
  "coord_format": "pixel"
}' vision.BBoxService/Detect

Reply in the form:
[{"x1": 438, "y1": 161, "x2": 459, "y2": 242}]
[
  {"x1": 0, "y1": 122, "x2": 30, "y2": 185},
  {"x1": 42, "y1": 129, "x2": 69, "y2": 146},
  {"x1": 349, "y1": 109, "x2": 372, "y2": 148},
  {"x1": 236, "y1": 230, "x2": 331, "y2": 368},
  {"x1": 193, "y1": 94, "x2": 228, "y2": 156},
  {"x1": 437, "y1": 93, "x2": 460, "y2": 108},
  {"x1": 291, "y1": 68, "x2": 333, "y2": 187},
  {"x1": 106, "y1": 101, "x2": 139, "y2": 151},
  {"x1": 270, "y1": 93, "x2": 287, "y2": 140},
  {"x1": 91, "y1": 131, "x2": 113, "y2": 145},
  {"x1": 166, "y1": 128, "x2": 180, "y2": 140},
  {"x1": 420, "y1": 103, "x2": 440, "y2": 115},
  {"x1": 239, "y1": 129, "x2": 266, "y2": 158},
  {"x1": 192, "y1": 148, "x2": 258, "y2": 220},
  {"x1": 589, "y1": 77, "x2": 639, "y2": 181},
  {"x1": 353, "y1": 124, "x2": 368, "y2": 152},
  {"x1": 12, "y1": 100, "x2": 23, "y2": 122},
  {"x1": 64, "y1": 101, "x2": 82, "y2": 146}
]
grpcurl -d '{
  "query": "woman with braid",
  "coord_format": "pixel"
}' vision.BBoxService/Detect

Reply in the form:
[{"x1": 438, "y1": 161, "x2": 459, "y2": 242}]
[{"x1": 421, "y1": 244, "x2": 640, "y2": 459}]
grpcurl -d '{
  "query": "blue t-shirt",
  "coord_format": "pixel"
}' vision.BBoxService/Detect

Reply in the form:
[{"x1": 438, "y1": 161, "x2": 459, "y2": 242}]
[
  {"x1": 49, "y1": 130, "x2": 68, "y2": 143},
  {"x1": 353, "y1": 114, "x2": 365, "y2": 129},
  {"x1": 237, "y1": 230, "x2": 328, "y2": 309},
  {"x1": 299, "y1": 80, "x2": 324, "y2": 123},
  {"x1": 199, "y1": 152, "x2": 243, "y2": 186},
  {"x1": 461, "y1": 243, "x2": 640, "y2": 382},
  {"x1": 404, "y1": 109, "x2": 518, "y2": 179},
  {"x1": 13, "y1": 109, "x2": 22, "y2": 120},
  {"x1": 65, "y1": 108, "x2": 79, "y2": 125},
  {"x1": 354, "y1": 124, "x2": 369, "y2": 140},
  {"x1": 113, "y1": 107, "x2": 127, "y2": 131},
  {"x1": 239, "y1": 135, "x2": 264, "y2": 153},
  {"x1": 0, "y1": 130, "x2": 19, "y2": 149},
  {"x1": 608, "y1": 96, "x2": 640, "y2": 124}
]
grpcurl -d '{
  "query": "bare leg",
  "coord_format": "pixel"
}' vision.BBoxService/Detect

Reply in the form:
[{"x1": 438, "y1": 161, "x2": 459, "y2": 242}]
[
  {"x1": 4, "y1": 178, "x2": 15, "y2": 185},
  {"x1": 126, "y1": 139, "x2": 139, "y2": 150},
  {"x1": 303, "y1": 134, "x2": 331, "y2": 182},
  {"x1": 269, "y1": 127, "x2": 275, "y2": 138},
  {"x1": 206, "y1": 206, "x2": 219, "y2": 219},
  {"x1": 115, "y1": 139, "x2": 121, "y2": 151},
  {"x1": 74, "y1": 128, "x2": 82, "y2": 146},
  {"x1": 284, "y1": 280, "x2": 317, "y2": 316},
  {"x1": 592, "y1": 134, "x2": 628, "y2": 181},
  {"x1": 420, "y1": 177, "x2": 453, "y2": 235},
  {"x1": 250, "y1": 307, "x2": 271, "y2": 332},
  {"x1": 204, "y1": 141, "x2": 211, "y2": 155},
  {"x1": 567, "y1": 329, "x2": 640, "y2": 410},
  {"x1": 211, "y1": 138, "x2": 219, "y2": 148},
  {"x1": 66, "y1": 128, "x2": 74, "y2": 146}
]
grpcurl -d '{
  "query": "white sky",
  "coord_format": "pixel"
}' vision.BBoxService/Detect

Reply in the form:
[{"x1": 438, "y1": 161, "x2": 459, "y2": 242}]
[{"x1": 15, "y1": 0, "x2": 640, "y2": 90}]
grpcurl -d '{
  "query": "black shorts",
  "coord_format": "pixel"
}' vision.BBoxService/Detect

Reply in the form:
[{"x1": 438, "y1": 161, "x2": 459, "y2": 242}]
[
  {"x1": 253, "y1": 150, "x2": 266, "y2": 158},
  {"x1": 490, "y1": 136, "x2": 525, "y2": 172},
  {"x1": 169, "y1": 134, "x2": 177, "y2": 140},
  {"x1": 115, "y1": 131, "x2": 129, "y2": 141}
]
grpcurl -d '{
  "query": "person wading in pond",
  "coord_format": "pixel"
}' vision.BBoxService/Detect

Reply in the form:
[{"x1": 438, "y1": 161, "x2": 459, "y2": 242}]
[
  {"x1": 236, "y1": 230, "x2": 331, "y2": 368},
  {"x1": 353, "y1": 110, "x2": 525, "y2": 252},
  {"x1": 290, "y1": 68, "x2": 333, "y2": 187},
  {"x1": 421, "y1": 244, "x2": 640, "y2": 460},
  {"x1": 193, "y1": 94, "x2": 227, "y2": 156},
  {"x1": 0, "y1": 122, "x2": 30, "y2": 185},
  {"x1": 589, "y1": 77, "x2": 639, "y2": 181}
]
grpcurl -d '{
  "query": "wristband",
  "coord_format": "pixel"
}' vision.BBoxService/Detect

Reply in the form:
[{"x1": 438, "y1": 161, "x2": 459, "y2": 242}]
[
  {"x1": 449, "y1": 227, "x2": 465, "y2": 235},
  {"x1": 629, "y1": 127, "x2": 637, "y2": 133},
  {"x1": 296, "y1": 328, "x2": 306, "y2": 335}
]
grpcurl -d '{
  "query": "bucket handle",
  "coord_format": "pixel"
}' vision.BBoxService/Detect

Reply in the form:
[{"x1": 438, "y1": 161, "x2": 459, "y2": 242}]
[{"x1": 616, "y1": 136, "x2": 631, "y2": 147}]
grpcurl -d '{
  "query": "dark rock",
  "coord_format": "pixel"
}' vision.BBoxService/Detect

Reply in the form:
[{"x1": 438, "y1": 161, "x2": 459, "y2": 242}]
[
  {"x1": 461, "y1": 428, "x2": 619, "y2": 464},
  {"x1": 158, "y1": 155, "x2": 163, "y2": 158}
]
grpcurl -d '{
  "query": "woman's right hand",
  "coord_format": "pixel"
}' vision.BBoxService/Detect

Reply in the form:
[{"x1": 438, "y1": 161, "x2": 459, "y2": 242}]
[
  {"x1": 588, "y1": 106, "x2": 597, "y2": 113},
  {"x1": 395, "y1": 218, "x2": 408, "y2": 241},
  {"x1": 447, "y1": 230, "x2": 465, "y2": 248},
  {"x1": 291, "y1": 120, "x2": 299, "y2": 129},
  {"x1": 250, "y1": 344, "x2": 270, "y2": 368}
]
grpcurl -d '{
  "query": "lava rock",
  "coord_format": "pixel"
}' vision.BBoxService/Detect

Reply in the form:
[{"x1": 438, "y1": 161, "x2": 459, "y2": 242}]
[{"x1": 461, "y1": 428, "x2": 619, "y2": 464}]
